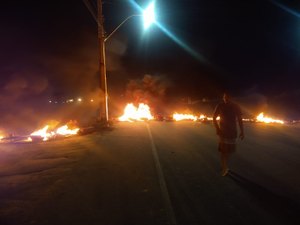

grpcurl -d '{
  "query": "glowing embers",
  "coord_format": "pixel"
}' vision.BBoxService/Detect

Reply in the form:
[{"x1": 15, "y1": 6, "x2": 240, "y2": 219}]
[
  {"x1": 119, "y1": 103, "x2": 154, "y2": 122},
  {"x1": 256, "y1": 112, "x2": 284, "y2": 124}
]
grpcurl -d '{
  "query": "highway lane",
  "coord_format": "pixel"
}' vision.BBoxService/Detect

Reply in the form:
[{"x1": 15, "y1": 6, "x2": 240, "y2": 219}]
[
  {"x1": 0, "y1": 121, "x2": 299, "y2": 225},
  {"x1": 148, "y1": 121, "x2": 300, "y2": 225},
  {"x1": 0, "y1": 123, "x2": 167, "y2": 225}
]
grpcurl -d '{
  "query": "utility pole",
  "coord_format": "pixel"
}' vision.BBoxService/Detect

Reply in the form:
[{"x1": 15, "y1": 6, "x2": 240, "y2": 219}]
[
  {"x1": 97, "y1": 0, "x2": 108, "y2": 123},
  {"x1": 84, "y1": 0, "x2": 155, "y2": 124}
]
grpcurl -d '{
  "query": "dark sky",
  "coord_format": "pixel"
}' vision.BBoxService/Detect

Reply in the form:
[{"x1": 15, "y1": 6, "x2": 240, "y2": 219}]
[{"x1": 1, "y1": 0, "x2": 300, "y2": 128}]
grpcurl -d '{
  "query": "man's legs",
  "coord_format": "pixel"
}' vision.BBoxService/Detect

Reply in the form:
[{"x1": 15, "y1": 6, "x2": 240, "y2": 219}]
[
  {"x1": 219, "y1": 141, "x2": 235, "y2": 176},
  {"x1": 221, "y1": 152, "x2": 229, "y2": 176}
]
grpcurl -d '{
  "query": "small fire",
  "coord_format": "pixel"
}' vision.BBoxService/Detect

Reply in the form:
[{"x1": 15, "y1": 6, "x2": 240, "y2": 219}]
[
  {"x1": 173, "y1": 113, "x2": 198, "y2": 121},
  {"x1": 198, "y1": 114, "x2": 219, "y2": 121},
  {"x1": 199, "y1": 114, "x2": 207, "y2": 120},
  {"x1": 27, "y1": 137, "x2": 33, "y2": 142},
  {"x1": 256, "y1": 112, "x2": 284, "y2": 124},
  {"x1": 119, "y1": 103, "x2": 154, "y2": 122},
  {"x1": 0, "y1": 130, "x2": 6, "y2": 141},
  {"x1": 243, "y1": 118, "x2": 255, "y2": 122},
  {"x1": 172, "y1": 113, "x2": 220, "y2": 122}
]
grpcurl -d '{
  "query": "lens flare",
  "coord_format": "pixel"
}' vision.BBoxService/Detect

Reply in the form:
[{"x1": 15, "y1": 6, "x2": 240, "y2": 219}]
[{"x1": 143, "y1": 2, "x2": 156, "y2": 29}]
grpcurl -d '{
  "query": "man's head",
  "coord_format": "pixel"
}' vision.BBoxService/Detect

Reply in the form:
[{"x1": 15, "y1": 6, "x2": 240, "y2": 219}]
[{"x1": 223, "y1": 92, "x2": 231, "y2": 104}]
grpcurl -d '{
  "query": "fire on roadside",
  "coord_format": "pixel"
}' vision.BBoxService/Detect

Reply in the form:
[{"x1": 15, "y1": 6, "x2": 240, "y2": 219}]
[
  {"x1": 173, "y1": 113, "x2": 198, "y2": 121},
  {"x1": 256, "y1": 112, "x2": 284, "y2": 124},
  {"x1": 0, "y1": 131, "x2": 4, "y2": 140},
  {"x1": 30, "y1": 121, "x2": 80, "y2": 141},
  {"x1": 30, "y1": 125, "x2": 55, "y2": 141},
  {"x1": 0, "y1": 120, "x2": 81, "y2": 144},
  {"x1": 117, "y1": 103, "x2": 286, "y2": 125},
  {"x1": 119, "y1": 103, "x2": 154, "y2": 122},
  {"x1": 172, "y1": 113, "x2": 219, "y2": 122},
  {"x1": 172, "y1": 112, "x2": 284, "y2": 124}
]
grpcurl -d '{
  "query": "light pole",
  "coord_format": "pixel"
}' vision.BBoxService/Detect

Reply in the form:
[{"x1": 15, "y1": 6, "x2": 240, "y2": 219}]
[
  {"x1": 97, "y1": 0, "x2": 108, "y2": 123},
  {"x1": 95, "y1": 0, "x2": 156, "y2": 124}
]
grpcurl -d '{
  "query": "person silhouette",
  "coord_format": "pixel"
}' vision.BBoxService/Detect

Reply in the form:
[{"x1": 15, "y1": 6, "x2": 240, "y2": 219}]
[{"x1": 213, "y1": 92, "x2": 244, "y2": 176}]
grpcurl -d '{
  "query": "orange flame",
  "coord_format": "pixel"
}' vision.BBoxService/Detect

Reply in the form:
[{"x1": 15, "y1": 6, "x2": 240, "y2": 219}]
[
  {"x1": 172, "y1": 113, "x2": 220, "y2": 122},
  {"x1": 199, "y1": 114, "x2": 206, "y2": 120},
  {"x1": 30, "y1": 125, "x2": 55, "y2": 141},
  {"x1": 173, "y1": 113, "x2": 198, "y2": 121},
  {"x1": 26, "y1": 137, "x2": 33, "y2": 142},
  {"x1": 198, "y1": 114, "x2": 219, "y2": 121},
  {"x1": 256, "y1": 112, "x2": 284, "y2": 124},
  {"x1": 30, "y1": 123, "x2": 80, "y2": 141},
  {"x1": 0, "y1": 130, "x2": 7, "y2": 141},
  {"x1": 56, "y1": 125, "x2": 80, "y2": 136},
  {"x1": 119, "y1": 103, "x2": 154, "y2": 122}
]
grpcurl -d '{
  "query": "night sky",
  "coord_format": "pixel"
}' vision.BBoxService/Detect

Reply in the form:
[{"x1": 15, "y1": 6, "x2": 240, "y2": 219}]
[{"x1": 0, "y1": 0, "x2": 300, "y2": 132}]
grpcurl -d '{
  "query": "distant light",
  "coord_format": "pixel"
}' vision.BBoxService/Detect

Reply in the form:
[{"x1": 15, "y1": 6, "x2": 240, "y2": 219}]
[
  {"x1": 90, "y1": 99, "x2": 94, "y2": 102},
  {"x1": 143, "y1": 1, "x2": 155, "y2": 29},
  {"x1": 77, "y1": 98, "x2": 82, "y2": 102},
  {"x1": 67, "y1": 99, "x2": 74, "y2": 103},
  {"x1": 49, "y1": 100, "x2": 52, "y2": 103}
]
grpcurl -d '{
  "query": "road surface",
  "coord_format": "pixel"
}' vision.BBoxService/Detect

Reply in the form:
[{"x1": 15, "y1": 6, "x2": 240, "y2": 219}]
[{"x1": 0, "y1": 121, "x2": 299, "y2": 225}]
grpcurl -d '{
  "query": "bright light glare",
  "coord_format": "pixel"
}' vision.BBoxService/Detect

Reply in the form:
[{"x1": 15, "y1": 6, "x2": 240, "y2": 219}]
[{"x1": 143, "y1": 2, "x2": 155, "y2": 29}]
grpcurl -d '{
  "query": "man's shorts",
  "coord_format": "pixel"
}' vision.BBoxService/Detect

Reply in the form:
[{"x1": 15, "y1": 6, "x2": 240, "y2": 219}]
[{"x1": 218, "y1": 137, "x2": 236, "y2": 153}]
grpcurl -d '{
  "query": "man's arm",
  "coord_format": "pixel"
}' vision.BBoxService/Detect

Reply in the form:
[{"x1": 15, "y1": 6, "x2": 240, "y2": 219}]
[
  {"x1": 237, "y1": 113, "x2": 244, "y2": 140},
  {"x1": 213, "y1": 105, "x2": 221, "y2": 136}
]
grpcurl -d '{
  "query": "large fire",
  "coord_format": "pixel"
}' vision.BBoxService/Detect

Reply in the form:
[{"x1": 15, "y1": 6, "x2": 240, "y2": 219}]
[
  {"x1": 30, "y1": 124, "x2": 80, "y2": 141},
  {"x1": 0, "y1": 108, "x2": 291, "y2": 145},
  {"x1": 0, "y1": 122, "x2": 80, "y2": 144},
  {"x1": 119, "y1": 103, "x2": 154, "y2": 122},
  {"x1": 30, "y1": 125, "x2": 54, "y2": 141},
  {"x1": 256, "y1": 112, "x2": 284, "y2": 124}
]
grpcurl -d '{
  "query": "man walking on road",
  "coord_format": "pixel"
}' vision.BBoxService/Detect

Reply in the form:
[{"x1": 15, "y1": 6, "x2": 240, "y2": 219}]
[{"x1": 213, "y1": 92, "x2": 244, "y2": 176}]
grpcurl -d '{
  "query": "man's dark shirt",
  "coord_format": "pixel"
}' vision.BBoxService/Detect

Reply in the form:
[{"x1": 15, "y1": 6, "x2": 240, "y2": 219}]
[{"x1": 213, "y1": 102, "x2": 242, "y2": 139}]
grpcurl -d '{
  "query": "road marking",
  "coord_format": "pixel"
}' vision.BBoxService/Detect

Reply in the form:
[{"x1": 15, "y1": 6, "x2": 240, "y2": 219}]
[{"x1": 146, "y1": 123, "x2": 177, "y2": 225}]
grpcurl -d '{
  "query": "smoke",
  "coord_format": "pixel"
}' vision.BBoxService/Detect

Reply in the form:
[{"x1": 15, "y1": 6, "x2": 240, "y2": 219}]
[
  {"x1": 270, "y1": 89, "x2": 300, "y2": 119},
  {"x1": 106, "y1": 38, "x2": 127, "y2": 72},
  {"x1": 0, "y1": 1, "x2": 142, "y2": 135},
  {"x1": 235, "y1": 86, "x2": 300, "y2": 120},
  {"x1": 123, "y1": 74, "x2": 172, "y2": 112},
  {"x1": 0, "y1": 31, "x2": 103, "y2": 135},
  {"x1": 0, "y1": 73, "x2": 51, "y2": 134},
  {"x1": 1, "y1": 75, "x2": 48, "y2": 103}
]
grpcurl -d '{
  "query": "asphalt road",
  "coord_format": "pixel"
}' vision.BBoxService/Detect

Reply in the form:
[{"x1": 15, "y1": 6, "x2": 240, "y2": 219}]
[{"x1": 0, "y1": 121, "x2": 299, "y2": 225}]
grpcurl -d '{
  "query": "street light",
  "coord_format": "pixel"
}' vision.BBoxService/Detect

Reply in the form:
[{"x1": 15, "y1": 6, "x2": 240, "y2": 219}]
[
  {"x1": 143, "y1": 1, "x2": 156, "y2": 30},
  {"x1": 96, "y1": 0, "x2": 156, "y2": 124}
]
